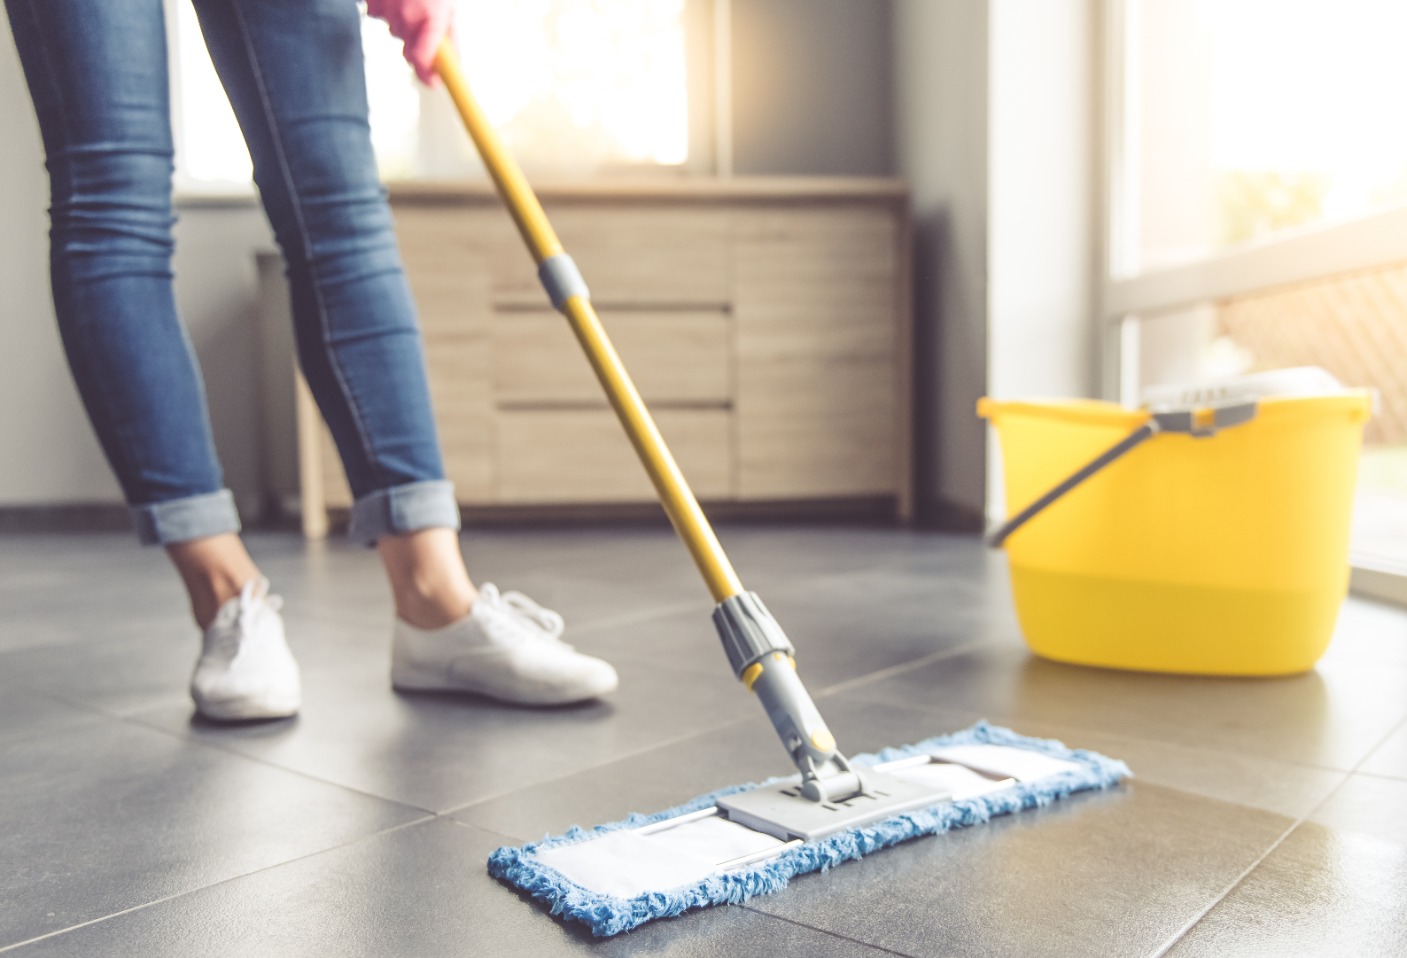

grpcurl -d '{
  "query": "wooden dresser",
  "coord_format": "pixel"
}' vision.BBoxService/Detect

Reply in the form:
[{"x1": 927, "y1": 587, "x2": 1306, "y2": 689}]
[{"x1": 284, "y1": 177, "x2": 912, "y2": 535}]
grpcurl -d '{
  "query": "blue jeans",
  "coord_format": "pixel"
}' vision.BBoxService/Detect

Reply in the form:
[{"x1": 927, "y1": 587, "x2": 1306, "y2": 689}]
[{"x1": 4, "y1": 0, "x2": 459, "y2": 545}]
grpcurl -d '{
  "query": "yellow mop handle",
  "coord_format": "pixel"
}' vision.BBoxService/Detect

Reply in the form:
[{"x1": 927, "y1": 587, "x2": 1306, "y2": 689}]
[{"x1": 434, "y1": 43, "x2": 744, "y2": 603}]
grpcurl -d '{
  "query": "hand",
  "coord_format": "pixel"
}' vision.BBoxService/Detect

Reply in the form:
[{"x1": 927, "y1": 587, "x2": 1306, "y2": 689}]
[{"x1": 366, "y1": 0, "x2": 454, "y2": 86}]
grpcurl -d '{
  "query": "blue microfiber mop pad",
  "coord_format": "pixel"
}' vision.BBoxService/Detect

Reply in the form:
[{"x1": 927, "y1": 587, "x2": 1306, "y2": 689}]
[{"x1": 487, "y1": 721, "x2": 1131, "y2": 937}]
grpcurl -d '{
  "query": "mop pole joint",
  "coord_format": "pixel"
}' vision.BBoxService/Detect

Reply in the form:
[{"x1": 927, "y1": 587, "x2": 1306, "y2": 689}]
[{"x1": 538, "y1": 253, "x2": 590, "y2": 311}]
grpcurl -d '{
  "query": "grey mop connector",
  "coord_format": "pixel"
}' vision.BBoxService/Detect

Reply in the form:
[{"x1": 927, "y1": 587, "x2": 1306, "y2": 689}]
[
  {"x1": 713, "y1": 590, "x2": 793, "y2": 676},
  {"x1": 714, "y1": 592, "x2": 864, "y2": 803}
]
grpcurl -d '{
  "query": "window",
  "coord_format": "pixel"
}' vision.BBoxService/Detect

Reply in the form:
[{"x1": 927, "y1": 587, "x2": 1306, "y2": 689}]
[
  {"x1": 1119, "y1": 0, "x2": 1407, "y2": 276},
  {"x1": 172, "y1": 0, "x2": 705, "y2": 189},
  {"x1": 1104, "y1": 0, "x2": 1407, "y2": 596},
  {"x1": 455, "y1": 0, "x2": 689, "y2": 171}
]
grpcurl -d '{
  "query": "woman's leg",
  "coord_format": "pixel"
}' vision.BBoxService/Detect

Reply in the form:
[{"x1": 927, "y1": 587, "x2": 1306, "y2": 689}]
[
  {"x1": 191, "y1": 0, "x2": 615, "y2": 703},
  {"x1": 3, "y1": 0, "x2": 260, "y2": 626},
  {"x1": 168, "y1": 534, "x2": 261, "y2": 628},
  {"x1": 191, "y1": 0, "x2": 474, "y2": 626},
  {"x1": 375, "y1": 529, "x2": 474, "y2": 628}
]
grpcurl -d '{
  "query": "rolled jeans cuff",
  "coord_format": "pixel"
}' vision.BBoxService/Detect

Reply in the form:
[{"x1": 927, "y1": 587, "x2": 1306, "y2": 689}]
[
  {"x1": 348, "y1": 479, "x2": 461, "y2": 546},
  {"x1": 132, "y1": 489, "x2": 242, "y2": 546}
]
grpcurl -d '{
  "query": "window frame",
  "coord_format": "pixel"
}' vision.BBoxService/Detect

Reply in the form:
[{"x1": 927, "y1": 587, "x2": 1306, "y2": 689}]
[
  {"x1": 1097, "y1": 0, "x2": 1407, "y2": 602},
  {"x1": 166, "y1": 0, "x2": 729, "y2": 197}
]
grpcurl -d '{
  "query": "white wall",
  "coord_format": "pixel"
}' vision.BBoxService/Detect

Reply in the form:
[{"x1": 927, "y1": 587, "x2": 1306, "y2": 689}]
[
  {"x1": 0, "y1": 26, "x2": 119, "y2": 505},
  {"x1": 987, "y1": 0, "x2": 1098, "y2": 512},
  {"x1": 730, "y1": 0, "x2": 894, "y2": 176},
  {"x1": 988, "y1": 0, "x2": 1096, "y2": 401},
  {"x1": 0, "y1": 15, "x2": 274, "y2": 515},
  {"x1": 895, "y1": 0, "x2": 1096, "y2": 527}
]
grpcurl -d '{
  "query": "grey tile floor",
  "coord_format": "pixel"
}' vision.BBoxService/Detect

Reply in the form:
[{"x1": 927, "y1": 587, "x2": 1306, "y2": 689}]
[{"x1": 1, "y1": 525, "x2": 1405, "y2": 956}]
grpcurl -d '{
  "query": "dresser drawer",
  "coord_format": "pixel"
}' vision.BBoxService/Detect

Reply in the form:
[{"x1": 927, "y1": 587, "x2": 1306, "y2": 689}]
[
  {"x1": 489, "y1": 205, "x2": 731, "y2": 308},
  {"x1": 493, "y1": 308, "x2": 731, "y2": 407},
  {"x1": 495, "y1": 408, "x2": 733, "y2": 503}
]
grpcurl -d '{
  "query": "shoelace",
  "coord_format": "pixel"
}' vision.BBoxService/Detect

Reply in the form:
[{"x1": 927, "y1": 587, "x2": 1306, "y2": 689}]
[
  {"x1": 208, "y1": 577, "x2": 284, "y2": 661},
  {"x1": 482, "y1": 584, "x2": 566, "y2": 642}
]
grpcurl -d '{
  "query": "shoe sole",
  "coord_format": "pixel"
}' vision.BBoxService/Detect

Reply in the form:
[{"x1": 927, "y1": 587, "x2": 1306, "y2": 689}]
[
  {"x1": 391, "y1": 660, "x2": 616, "y2": 707},
  {"x1": 193, "y1": 691, "x2": 301, "y2": 722}
]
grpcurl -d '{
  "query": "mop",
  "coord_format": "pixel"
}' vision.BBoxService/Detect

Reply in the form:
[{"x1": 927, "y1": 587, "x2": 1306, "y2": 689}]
[{"x1": 431, "y1": 44, "x2": 1130, "y2": 937}]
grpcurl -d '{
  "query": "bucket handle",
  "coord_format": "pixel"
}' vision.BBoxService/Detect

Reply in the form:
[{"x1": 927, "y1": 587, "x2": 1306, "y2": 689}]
[{"x1": 986, "y1": 400, "x2": 1258, "y2": 549}]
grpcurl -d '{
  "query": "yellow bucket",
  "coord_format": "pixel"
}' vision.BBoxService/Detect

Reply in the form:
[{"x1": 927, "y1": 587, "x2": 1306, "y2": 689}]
[{"x1": 978, "y1": 392, "x2": 1374, "y2": 675}]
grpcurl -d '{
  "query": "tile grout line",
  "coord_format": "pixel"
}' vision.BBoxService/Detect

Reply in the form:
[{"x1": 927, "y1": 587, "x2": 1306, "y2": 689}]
[
  {"x1": 1348, "y1": 766, "x2": 1407, "y2": 785},
  {"x1": 1347, "y1": 709, "x2": 1407, "y2": 779},
  {"x1": 566, "y1": 598, "x2": 706, "y2": 639},
  {"x1": 112, "y1": 710, "x2": 438, "y2": 817},
  {"x1": 1146, "y1": 816, "x2": 1303, "y2": 958},
  {"x1": 0, "y1": 815, "x2": 437, "y2": 955},
  {"x1": 1150, "y1": 710, "x2": 1407, "y2": 956},
  {"x1": 816, "y1": 637, "x2": 993, "y2": 697},
  {"x1": 1150, "y1": 767, "x2": 1359, "y2": 957},
  {"x1": 91, "y1": 630, "x2": 977, "y2": 838},
  {"x1": 834, "y1": 679, "x2": 1407, "y2": 782},
  {"x1": 442, "y1": 712, "x2": 761, "y2": 825},
  {"x1": 442, "y1": 642, "x2": 999, "y2": 826},
  {"x1": 736, "y1": 905, "x2": 922, "y2": 958},
  {"x1": 28, "y1": 687, "x2": 152, "y2": 725},
  {"x1": 818, "y1": 684, "x2": 1371, "y2": 806}
]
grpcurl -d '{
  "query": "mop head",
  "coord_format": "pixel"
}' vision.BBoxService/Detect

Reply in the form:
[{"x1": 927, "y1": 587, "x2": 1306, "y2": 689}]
[{"x1": 487, "y1": 721, "x2": 1130, "y2": 937}]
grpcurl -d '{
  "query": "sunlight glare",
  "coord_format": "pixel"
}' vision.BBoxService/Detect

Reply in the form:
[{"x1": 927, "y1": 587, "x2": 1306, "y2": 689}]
[
  {"x1": 1196, "y1": 0, "x2": 1407, "y2": 219},
  {"x1": 456, "y1": 0, "x2": 689, "y2": 171}
]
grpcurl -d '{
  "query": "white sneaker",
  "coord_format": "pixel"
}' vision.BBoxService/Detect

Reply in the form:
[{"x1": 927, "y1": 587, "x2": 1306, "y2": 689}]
[
  {"x1": 190, "y1": 577, "x2": 301, "y2": 721},
  {"x1": 391, "y1": 584, "x2": 618, "y2": 706}
]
